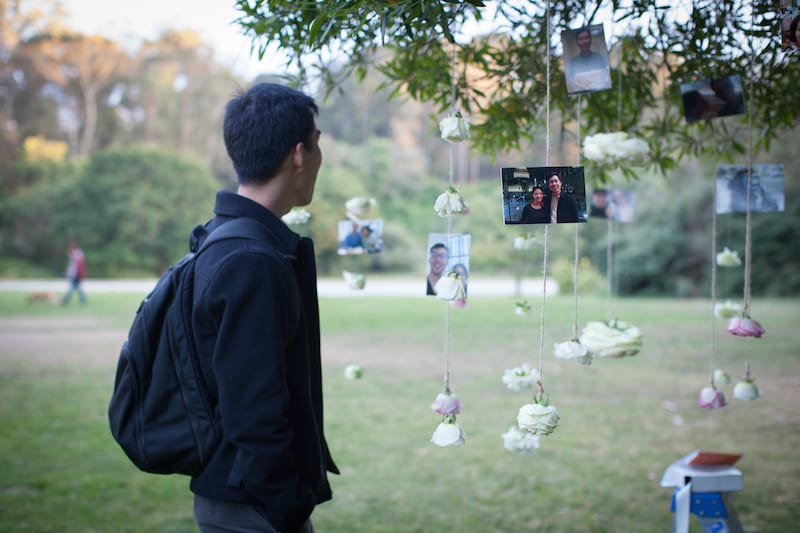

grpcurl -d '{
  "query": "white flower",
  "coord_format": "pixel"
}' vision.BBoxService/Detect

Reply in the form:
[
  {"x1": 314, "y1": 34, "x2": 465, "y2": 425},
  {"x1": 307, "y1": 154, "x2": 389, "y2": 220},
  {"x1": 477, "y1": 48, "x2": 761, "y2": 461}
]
[
  {"x1": 345, "y1": 197, "x2": 377, "y2": 217},
  {"x1": 431, "y1": 391, "x2": 463, "y2": 415},
  {"x1": 515, "y1": 300, "x2": 532, "y2": 316},
  {"x1": 439, "y1": 112, "x2": 470, "y2": 142},
  {"x1": 501, "y1": 363, "x2": 540, "y2": 391},
  {"x1": 281, "y1": 206, "x2": 311, "y2": 225},
  {"x1": 716, "y1": 247, "x2": 742, "y2": 268},
  {"x1": 434, "y1": 186, "x2": 469, "y2": 217},
  {"x1": 733, "y1": 379, "x2": 761, "y2": 401},
  {"x1": 513, "y1": 233, "x2": 539, "y2": 250},
  {"x1": 713, "y1": 369, "x2": 731, "y2": 385},
  {"x1": 553, "y1": 340, "x2": 592, "y2": 365},
  {"x1": 583, "y1": 131, "x2": 650, "y2": 167},
  {"x1": 342, "y1": 270, "x2": 366, "y2": 290},
  {"x1": 698, "y1": 386, "x2": 727, "y2": 409},
  {"x1": 431, "y1": 421, "x2": 465, "y2": 447},
  {"x1": 714, "y1": 300, "x2": 743, "y2": 319},
  {"x1": 344, "y1": 364, "x2": 363, "y2": 380},
  {"x1": 501, "y1": 425, "x2": 541, "y2": 454},
  {"x1": 517, "y1": 401, "x2": 561, "y2": 436},
  {"x1": 434, "y1": 272, "x2": 466, "y2": 301},
  {"x1": 579, "y1": 319, "x2": 642, "y2": 358}
]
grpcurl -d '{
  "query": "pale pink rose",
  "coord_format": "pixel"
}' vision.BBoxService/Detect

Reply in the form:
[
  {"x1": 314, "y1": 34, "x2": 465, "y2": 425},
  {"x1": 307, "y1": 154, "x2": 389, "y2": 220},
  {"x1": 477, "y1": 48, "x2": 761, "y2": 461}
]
[
  {"x1": 698, "y1": 386, "x2": 727, "y2": 409},
  {"x1": 431, "y1": 392, "x2": 463, "y2": 415},
  {"x1": 726, "y1": 317, "x2": 765, "y2": 338}
]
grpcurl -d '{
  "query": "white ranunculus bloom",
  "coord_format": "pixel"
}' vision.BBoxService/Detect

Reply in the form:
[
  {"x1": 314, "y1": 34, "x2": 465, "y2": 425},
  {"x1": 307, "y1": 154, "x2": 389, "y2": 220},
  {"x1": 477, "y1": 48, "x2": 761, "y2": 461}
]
[
  {"x1": 513, "y1": 233, "x2": 539, "y2": 250},
  {"x1": 713, "y1": 369, "x2": 731, "y2": 385},
  {"x1": 345, "y1": 197, "x2": 377, "y2": 217},
  {"x1": 698, "y1": 386, "x2": 727, "y2": 409},
  {"x1": 344, "y1": 364, "x2": 363, "y2": 380},
  {"x1": 714, "y1": 300, "x2": 743, "y2": 319},
  {"x1": 431, "y1": 422, "x2": 465, "y2": 446},
  {"x1": 716, "y1": 247, "x2": 742, "y2": 268},
  {"x1": 433, "y1": 186, "x2": 469, "y2": 217},
  {"x1": 439, "y1": 113, "x2": 470, "y2": 142},
  {"x1": 517, "y1": 402, "x2": 561, "y2": 436},
  {"x1": 434, "y1": 273, "x2": 466, "y2": 301},
  {"x1": 501, "y1": 425, "x2": 541, "y2": 454},
  {"x1": 553, "y1": 340, "x2": 592, "y2": 365},
  {"x1": 515, "y1": 301, "x2": 532, "y2": 316},
  {"x1": 733, "y1": 380, "x2": 761, "y2": 401},
  {"x1": 501, "y1": 363, "x2": 540, "y2": 391},
  {"x1": 342, "y1": 270, "x2": 366, "y2": 290},
  {"x1": 579, "y1": 319, "x2": 643, "y2": 358},
  {"x1": 281, "y1": 206, "x2": 311, "y2": 225},
  {"x1": 583, "y1": 131, "x2": 650, "y2": 167}
]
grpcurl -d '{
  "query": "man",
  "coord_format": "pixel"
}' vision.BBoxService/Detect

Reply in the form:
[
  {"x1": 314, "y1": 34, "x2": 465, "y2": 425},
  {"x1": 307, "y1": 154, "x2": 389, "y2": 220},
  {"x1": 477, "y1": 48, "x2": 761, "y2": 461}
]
[
  {"x1": 342, "y1": 221, "x2": 363, "y2": 252},
  {"x1": 566, "y1": 28, "x2": 607, "y2": 77},
  {"x1": 547, "y1": 174, "x2": 580, "y2": 224},
  {"x1": 61, "y1": 243, "x2": 87, "y2": 305},
  {"x1": 189, "y1": 83, "x2": 338, "y2": 533},
  {"x1": 426, "y1": 242, "x2": 449, "y2": 295}
]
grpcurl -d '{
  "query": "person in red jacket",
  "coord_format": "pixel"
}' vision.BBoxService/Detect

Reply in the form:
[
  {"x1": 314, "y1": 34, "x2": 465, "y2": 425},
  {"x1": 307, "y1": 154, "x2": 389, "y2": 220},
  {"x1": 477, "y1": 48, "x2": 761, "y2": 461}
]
[{"x1": 61, "y1": 243, "x2": 87, "y2": 305}]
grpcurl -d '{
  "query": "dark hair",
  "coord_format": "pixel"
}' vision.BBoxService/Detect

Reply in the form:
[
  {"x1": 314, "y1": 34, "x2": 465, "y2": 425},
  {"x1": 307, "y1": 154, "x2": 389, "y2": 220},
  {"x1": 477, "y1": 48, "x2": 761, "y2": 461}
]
[
  {"x1": 790, "y1": 14, "x2": 800, "y2": 43},
  {"x1": 430, "y1": 242, "x2": 448, "y2": 253},
  {"x1": 223, "y1": 83, "x2": 319, "y2": 185},
  {"x1": 575, "y1": 28, "x2": 591, "y2": 42},
  {"x1": 532, "y1": 185, "x2": 545, "y2": 193}
]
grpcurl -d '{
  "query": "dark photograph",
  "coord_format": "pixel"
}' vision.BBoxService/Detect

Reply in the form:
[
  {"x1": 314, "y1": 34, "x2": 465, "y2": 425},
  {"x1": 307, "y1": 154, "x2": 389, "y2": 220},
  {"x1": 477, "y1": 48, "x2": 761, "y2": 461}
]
[
  {"x1": 501, "y1": 166, "x2": 588, "y2": 225},
  {"x1": 680, "y1": 75, "x2": 746, "y2": 122},
  {"x1": 715, "y1": 164, "x2": 785, "y2": 214}
]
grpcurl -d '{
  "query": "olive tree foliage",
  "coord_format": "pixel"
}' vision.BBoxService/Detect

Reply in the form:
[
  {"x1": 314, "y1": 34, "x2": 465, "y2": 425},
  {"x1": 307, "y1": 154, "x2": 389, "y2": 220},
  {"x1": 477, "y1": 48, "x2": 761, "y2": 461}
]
[{"x1": 234, "y1": 0, "x2": 797, "y2": 182}]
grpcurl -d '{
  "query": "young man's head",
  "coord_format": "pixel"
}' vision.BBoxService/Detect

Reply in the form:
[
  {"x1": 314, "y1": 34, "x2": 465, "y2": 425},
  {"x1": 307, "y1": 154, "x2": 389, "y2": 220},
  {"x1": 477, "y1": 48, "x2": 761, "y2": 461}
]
[
  {"x1": 428, "y1": 243, "x2": 449, "y2": 275},
  {"x1": 223, "y1": 83, "x2": 320, "y2": 188},
  {"x1": 575, "y1": 28, "x2": 593, "y2": 54},
  {"x1": 548, "y1": 174, "x2": 563, "y2": 197}
]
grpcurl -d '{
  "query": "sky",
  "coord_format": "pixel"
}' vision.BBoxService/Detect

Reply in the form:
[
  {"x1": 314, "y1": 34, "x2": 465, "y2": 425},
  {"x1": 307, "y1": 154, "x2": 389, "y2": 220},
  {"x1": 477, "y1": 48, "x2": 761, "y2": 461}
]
[{"x1": 59, "y1": 0, "x2": 286, "y2": 79}]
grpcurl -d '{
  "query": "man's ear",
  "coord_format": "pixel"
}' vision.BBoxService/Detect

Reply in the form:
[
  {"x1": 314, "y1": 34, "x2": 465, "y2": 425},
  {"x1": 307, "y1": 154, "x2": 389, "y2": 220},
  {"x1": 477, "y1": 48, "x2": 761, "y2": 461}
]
[{"x1": 291, "y1": 142, "x2": 305, "y2": 169}]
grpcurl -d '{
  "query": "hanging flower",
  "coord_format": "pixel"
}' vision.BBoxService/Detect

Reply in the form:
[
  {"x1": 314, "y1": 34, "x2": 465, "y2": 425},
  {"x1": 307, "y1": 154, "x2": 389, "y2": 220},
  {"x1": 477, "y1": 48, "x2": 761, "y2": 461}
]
[
  {"x1": 513, "y1": 233, "x2": 539, "y2": 250},
  {"x1": 344, "y1": 364, "x2": 363, "y2": 380},
  {"x1": 716, "y1": 247, "x2": 742, "y2": 268},
  {"x1": 501, "y1": 363, "x2": 540, "y2": 391},
  {"x1": 342, "y1": 270, "x2": 366, "y2": 290},
  {"x1": 431, "y1": 390, "x2": 464, "y2": 415},
  {"x1": 583, "y1": 131, "x2": 650, "y2": 167},
  {"x1": 579, "y1": 319, "x2": 643, "y2": 358},
  {"x1": 345, "y1": 197, "x2": 377, "y2": 217},
  {"x1": 431, "y1": 415, "x2": 465, "y2": 447},
  {"x1": 451, "y1": 298, "x2": 468, "y2": 308},
  {"x1": 517, "y1": 391, "x2": 561, "y2": 436},
  {"x1": 698, "y1": 386, "x2": 727, "y2": 409},
  {"x1": 553, "y1": 339, "x2": 592, "y2": 365},
  {"x1": 726, "y1": 316, "x2": 765, "y2": 338},
  {"x1": 501, "y1": 425, "x2": 541, "y2": 454},
  {"x1": 434, "y1": 272, "x2": 466, "y2": 301},
  {"x1": 713, "y1": 369, "x2": 732, "y2": 386},
  {"x1": 439, "y1": 112, "x2": 470, "y2": 142},
  {"x1": 434, "y1": 186, "x2": 469, "y2": 217},
  {"x1": 515, "y1": 300, "x2": 532, "y2": 316},
  {"x1": 733, "y1": 379, "x2": 761, "y2": 401},
  {"x1": 714, "y1": 300, "x2": 743, "y2": 319},
  {"x1": 281, "y1": 206, "x2": 311, "y2": 225}
]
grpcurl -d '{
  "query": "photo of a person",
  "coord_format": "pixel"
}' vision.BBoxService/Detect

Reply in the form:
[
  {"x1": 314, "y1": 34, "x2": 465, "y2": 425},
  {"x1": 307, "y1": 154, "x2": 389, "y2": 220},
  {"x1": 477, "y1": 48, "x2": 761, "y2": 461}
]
[
  {"x1": 451, "y1": 263, "x2": 469, "y2": 295},
  {"x1": 519, "y1": 186, "x2": 549, "y2": 224},
  {"x1": 562, "y1": 24, "x2": 612, "y2": 95},
  {"x1": 788, "y1": 13, "x2": 800, "y2": 51},
  {"x1": 501, "y1": 166, "x2": 588, "y2": 225},
  {"x1": 590, "y1": 188, "x2": 610, "y2": 218},
  {"x1": 680, "y1": 75, "x2": 746, "y2": 123},
  {"x1": 715, "y1": 165, "x2": 784, "y2": 214},
  {"x1": 426, "y1": 233, "x2": 471, "y2": 296},
  {"x1": 337, "y1": 219, "x2": 384, "y2": 255}
]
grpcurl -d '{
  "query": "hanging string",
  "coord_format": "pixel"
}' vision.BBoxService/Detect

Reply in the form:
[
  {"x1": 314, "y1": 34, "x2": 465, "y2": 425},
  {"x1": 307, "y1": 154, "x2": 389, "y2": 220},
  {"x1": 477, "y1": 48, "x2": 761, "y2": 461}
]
[
  {"x1": 741, "y1": 1, "x2": 756, "y2": 380},
  {"x1": 537, "y1": 0, "x2": 552, "y2": 393},
  {"x1": 443, "y1": 40, "x2": 458, "y2": 393},
  {"x1": 572, "y1": 95, "x2": 583, "y2": 340},
  {"x1": 709, "y1": 174, "x2": 718, "y2": 387}
]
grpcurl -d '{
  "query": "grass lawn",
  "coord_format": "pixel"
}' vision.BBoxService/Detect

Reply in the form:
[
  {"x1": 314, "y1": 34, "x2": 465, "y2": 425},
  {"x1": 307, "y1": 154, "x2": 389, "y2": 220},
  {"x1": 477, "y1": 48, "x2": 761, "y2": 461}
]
[{"x1": 0, "y1": 291, "x2": 798, "y2": 532}]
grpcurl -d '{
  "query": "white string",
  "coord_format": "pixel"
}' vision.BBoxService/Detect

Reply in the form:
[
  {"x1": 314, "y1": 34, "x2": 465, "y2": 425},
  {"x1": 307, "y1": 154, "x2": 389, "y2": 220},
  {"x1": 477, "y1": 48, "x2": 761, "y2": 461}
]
[
  {"x1": 572, "y1": 94, "x2": 582, "y2": 340},
  {"x1": 538, "y1": 0, "x2": 552, "y2": 393},
  {"x1": 742, "y1": 1, "x2": 756, "y2": 380},
  {"x1": 710, "y1": 175, "x2": 718, "y2": 387},
  {"x1": 443, "y1": 41, "x2": 457, "y2": 392}
]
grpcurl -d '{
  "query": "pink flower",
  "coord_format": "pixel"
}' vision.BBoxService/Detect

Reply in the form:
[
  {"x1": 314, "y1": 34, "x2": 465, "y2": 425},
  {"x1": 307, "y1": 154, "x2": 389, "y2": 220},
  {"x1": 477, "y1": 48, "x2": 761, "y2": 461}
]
[
  {"x1": 726, "y1": 316, "x2": 765, "y2": 338},
  {"x1": 698, "y1": 386, "x2": 727, "y2": 409},
  {"x1": 431, "y1": 392, "x2": 463, "y2": 415}
]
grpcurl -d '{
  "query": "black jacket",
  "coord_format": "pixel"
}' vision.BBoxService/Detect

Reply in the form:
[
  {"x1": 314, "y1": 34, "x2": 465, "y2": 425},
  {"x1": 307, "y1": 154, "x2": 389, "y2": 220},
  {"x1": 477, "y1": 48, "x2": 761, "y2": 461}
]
[{"x1": 189, "y1": 191, "x2": 338, "y2": 531}]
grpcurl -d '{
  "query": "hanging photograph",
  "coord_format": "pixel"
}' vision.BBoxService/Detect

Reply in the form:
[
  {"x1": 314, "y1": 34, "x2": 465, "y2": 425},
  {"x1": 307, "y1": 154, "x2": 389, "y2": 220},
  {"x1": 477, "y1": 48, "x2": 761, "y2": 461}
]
[
  {"x1": 778, "y1": 5, "x2": 799, "y2": 53},
  {"x1": 680, "y1": 75, "x2": 746, "y2": 123},
  {"x1": 426, "y1": 233, "x2": 471, "y2": 296},
  {"x1": 501, "y1": 166, "x2": 588, "y2": 225},
  {"x1": 561, "y1": 24, "x2": 612, "y2": 95},
  {"x1": 337, "y1": 219, "x2": 385, "y2": 255},
  {"x1": 590, "y1": 188, "x2": 637, "y2": 223},
  {"x1": 715, "y1": 164, "x2": 785, "y2": 214}
]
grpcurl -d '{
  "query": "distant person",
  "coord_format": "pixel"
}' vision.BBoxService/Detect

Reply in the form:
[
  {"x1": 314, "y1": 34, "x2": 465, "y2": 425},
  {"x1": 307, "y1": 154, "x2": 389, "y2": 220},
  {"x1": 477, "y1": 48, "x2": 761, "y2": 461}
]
[
  {"x1": 788, "y1": 13, "x2": 800, "y2": 50},
  {"x1": 360, "y1": 225, "x2": 381, "y2": 253},
  {"x1": 426, "y1": 243, "x2": 449, "y2": 295},
  {"x1": 566, "y1": 28, "x2": 607, "y2": 77},
  {"x1": 590, "y1": 189, "x2": 610, "y2": 218},
  {"x1": 519, "y1": 186, "x2": 549, "y2": 224},
  {"x1": 547, "y1": 174, "x2": 580, "y2": 223},
  {"x1": 61, "y1": 243, "x2": 87, "y2": 305},
  {"x1": 728, "y1": 169, "x2": 777, "y2": 212},
  {"x1": 451, "y1": 263, "x2": 469, "y2": 295},
  {"x1": 342, "y1": 221, "x2": 363, "y2": 251}
]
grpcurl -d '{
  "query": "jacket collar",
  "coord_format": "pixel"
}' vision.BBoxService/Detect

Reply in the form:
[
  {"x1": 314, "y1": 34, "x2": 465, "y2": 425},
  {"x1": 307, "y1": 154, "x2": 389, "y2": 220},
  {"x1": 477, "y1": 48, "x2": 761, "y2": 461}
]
[{"x1": 212, "y1": 190, "x2": 302, "y2": 253}]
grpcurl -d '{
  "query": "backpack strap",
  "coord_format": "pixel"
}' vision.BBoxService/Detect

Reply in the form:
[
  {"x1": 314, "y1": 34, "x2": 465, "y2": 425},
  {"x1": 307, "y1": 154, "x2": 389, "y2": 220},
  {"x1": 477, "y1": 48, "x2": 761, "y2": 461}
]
[{"x1": 196, "y1": 217, "x2": 279, "y2": 256}]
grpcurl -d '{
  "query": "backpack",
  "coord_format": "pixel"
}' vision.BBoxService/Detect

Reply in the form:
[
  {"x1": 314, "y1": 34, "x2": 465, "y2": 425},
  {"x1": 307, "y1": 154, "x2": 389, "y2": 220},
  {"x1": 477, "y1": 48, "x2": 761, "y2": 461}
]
[{"x1": 108, "y1": 217, "x2": 272, "y2": 475}]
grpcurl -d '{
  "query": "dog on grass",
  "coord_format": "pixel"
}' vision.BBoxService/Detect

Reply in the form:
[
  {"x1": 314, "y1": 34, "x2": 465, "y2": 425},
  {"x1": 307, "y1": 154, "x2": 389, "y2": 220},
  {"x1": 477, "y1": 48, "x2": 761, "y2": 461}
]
[{"x1": 26, "y1": 292, "x2": 60, "y2": 305}]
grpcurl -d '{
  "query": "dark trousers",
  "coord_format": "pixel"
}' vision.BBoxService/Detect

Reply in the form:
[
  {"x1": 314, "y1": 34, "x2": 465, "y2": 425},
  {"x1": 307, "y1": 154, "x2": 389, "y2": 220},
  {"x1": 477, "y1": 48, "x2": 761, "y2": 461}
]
[{"x1": 193, "y1": 494, "x2": 315, "y2": 533}]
